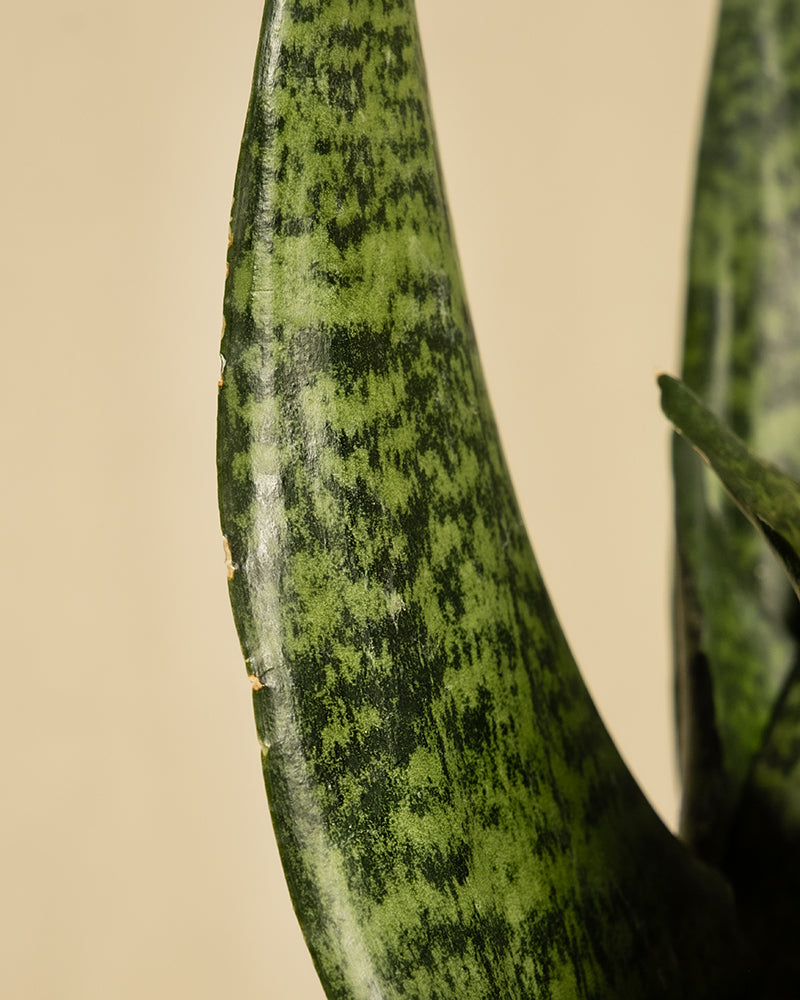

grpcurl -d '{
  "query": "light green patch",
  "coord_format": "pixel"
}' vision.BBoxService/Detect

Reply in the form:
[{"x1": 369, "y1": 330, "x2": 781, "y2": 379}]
[
  {"x1": 231, "y1": 443, "x2": 278, "y2": 483},
  {"x1": 232, "y1": 251, "x2": 255, "y2": 316},
  {"x1": 219, "y1": 0, "x2": 747, "y2": 995},
  {"x1": 340, "y1": 576, "x2": 389, "y2": 631},
  {"x1": 319, "y1": 700, "x2": 355, "y2": 760},
  {"x1": 428, "y1": 516, "x2": 461, "y2": 568},
  {"x1": 405, "y1": 745, "x2": 444, "y2": 788},
  {"x1": 242, "y1": 392, "x2": 281, "y2": 433},
  {"x1": 299, "y1": 374, "x2": 338, "y2": 439}
]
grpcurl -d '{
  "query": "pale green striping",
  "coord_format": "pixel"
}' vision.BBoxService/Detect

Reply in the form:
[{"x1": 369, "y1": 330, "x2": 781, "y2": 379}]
[{"x1": 218, "y1": 1, "x2": 746, "y2": 997}]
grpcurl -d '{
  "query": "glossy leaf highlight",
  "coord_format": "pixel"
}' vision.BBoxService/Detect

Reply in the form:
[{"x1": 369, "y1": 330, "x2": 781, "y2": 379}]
[{"x1": 217, "y1": 2, "x2": 746, "y2": 997}]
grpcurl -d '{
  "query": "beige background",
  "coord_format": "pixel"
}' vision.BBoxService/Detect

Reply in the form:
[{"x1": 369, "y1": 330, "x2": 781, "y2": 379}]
[{"x1": 2, "y1": 1, "x2": 718, "y2": 996}]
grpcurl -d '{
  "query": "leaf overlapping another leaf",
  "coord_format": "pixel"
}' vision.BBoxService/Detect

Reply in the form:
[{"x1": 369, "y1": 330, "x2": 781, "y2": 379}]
[
  {"x1": 217, "y1": 0, "x2": 746, "y2": 996},
  {"x1": 662, "y1": 373, "x2": 800, "y2": 990},
  {"x1": 673, "y1": 0, "x2": 800, "y2": 866}
]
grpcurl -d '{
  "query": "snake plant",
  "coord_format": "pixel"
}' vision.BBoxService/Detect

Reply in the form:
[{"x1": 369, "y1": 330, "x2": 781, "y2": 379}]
[{"x1": 216, "y1": 0, "x2": 800, "y2": 996}]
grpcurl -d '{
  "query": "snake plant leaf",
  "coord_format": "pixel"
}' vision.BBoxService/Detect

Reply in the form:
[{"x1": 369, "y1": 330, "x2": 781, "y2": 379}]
[
  {"x1": 661, "y1": 375, "x2": 800, "y2": 599},
  {"x1": 217, "y1": 1, "x2": 746, "y2": 997},
  {"x1": 660, "y1": 373, "x2": 800, "y2": 991},
  {"x1": 673, "y1": 0, "x2": 800, "y2": 865}
]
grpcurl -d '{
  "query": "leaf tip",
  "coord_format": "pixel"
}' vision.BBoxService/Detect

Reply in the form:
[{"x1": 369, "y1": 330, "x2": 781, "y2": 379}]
[{"x1": 656, "y1": 372, "x2": 682, "y2": 424}]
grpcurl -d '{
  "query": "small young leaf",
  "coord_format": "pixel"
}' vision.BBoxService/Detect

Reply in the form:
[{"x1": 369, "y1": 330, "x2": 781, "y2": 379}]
[
  {"x1": 662, "y1": 374, "x2": 800, "y2": 992},
  {"x1": 660, "y1": 374, "x2": 800, "y2": 599},
  {"x1": 673, "y1": 0, "x2": 800, "y2": 865}
]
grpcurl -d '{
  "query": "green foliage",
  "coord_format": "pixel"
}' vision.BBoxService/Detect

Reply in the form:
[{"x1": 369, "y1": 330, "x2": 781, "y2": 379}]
[
  {"x1": 661, "y1": 373, "x2": 800, "y2": 992},
  {"x1": 665, "y1": 1, "x2": 800, "y2": 991},
  {"x1": 661, "y1": 374, "x2": 800, "y2": 600},
  {"x1": 216, "y1": 0, "x2": 800, "y2": 996},
  {"x1": 671, "y1": 0, "x2": 800, "y2": 878}
]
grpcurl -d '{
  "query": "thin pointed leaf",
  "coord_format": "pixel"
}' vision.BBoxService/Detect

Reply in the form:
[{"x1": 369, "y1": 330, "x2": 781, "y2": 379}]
[
  {"x1": 661, "y1": 374, "x2": 800, "y2": 597},
  {"x1": 217, "y1": 2, "x2": 746, "y2": 997},
  {"x1": 673, "y1": 0, "x2": 800, "y2": 862},
  {"x1": 662, "y1": 372, "x2": 800, "y2": 991}
]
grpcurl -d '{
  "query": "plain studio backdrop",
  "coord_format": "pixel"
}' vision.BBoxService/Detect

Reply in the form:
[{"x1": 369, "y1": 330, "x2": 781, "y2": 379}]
[{"x1": 2, "y1": 1, "x2": 719, "y2": 996}]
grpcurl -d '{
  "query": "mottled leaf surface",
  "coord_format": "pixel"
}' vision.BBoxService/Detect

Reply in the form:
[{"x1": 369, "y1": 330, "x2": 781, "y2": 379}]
[
  {"x1": 661, "y1": 375, "x2": 800, "y2": 597},
  {"x1": 674, "y1": 0, "x2": 800, "y2": 863},
  {"x1": 662, "y1": 373, "x2": 800, "y2": 993},
  {"x1": 217, "y1": 1, "x2": 745, "y2": 997}
]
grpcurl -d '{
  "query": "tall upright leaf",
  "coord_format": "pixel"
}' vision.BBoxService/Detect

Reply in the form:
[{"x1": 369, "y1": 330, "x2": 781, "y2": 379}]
[
  {"x1": 218, "y1": 1, "x2": 745, "y2": 996},
  {"x1": 674, "y1": 0, "x2": 800, "y2": 864},
  {"x1": 662, "y1": 374, "x2": 800, "y2": 990}
]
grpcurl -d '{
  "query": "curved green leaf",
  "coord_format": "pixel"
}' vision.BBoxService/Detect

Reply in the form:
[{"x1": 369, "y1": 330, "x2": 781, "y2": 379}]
[
  {"x1": 661, "y1": 374, "x2": 800, "y2": 597},
  {"x1": 217, "y1": 1, "x2": 746, "y2": 997},
  {"x1": 674, "y1": 0, "x2": 800, "y2": 863},
  {"x1": 661, "y1": 372, "x2": 800, "y2": 991}
]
